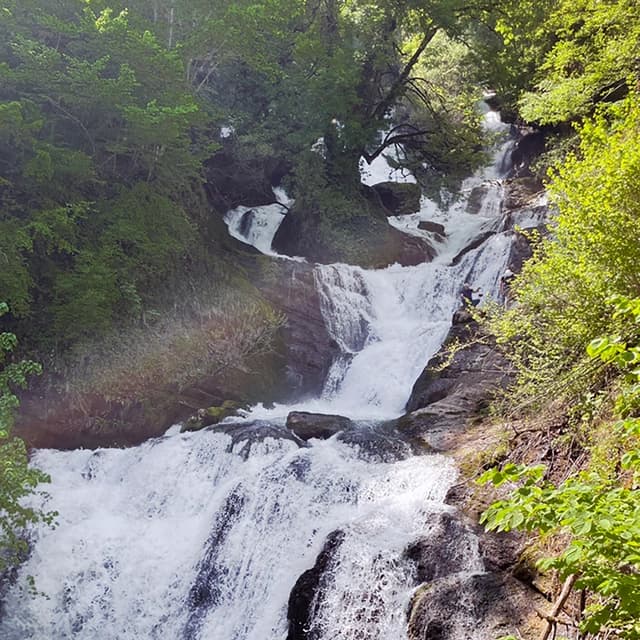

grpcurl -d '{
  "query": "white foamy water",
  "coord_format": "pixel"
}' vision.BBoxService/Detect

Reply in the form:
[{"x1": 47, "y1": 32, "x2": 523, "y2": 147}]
[
  {"x1": 249, "y1": 110, "x2": 515, "y2": 422},
  {"x1": 223, "y1": 186, "x2": 295, "y2": 256},
  {"x1": 1, "y1": 108, "x2": 534, "y2": 640},
  {"x1": 224, "y1": 203, "x2": 286, "y2": 255},
  {"x1": 0, "y1": 431, "x2": 459, "y2": 640}
]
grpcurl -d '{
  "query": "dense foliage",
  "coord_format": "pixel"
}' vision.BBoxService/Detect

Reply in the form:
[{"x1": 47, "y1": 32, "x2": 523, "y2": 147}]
[
  {"x1": 0, "y1": 302, "x2": 54, "y2": 571},
  {"x1": 475, "y1": 4, "x2": 640, "y2": 637},
  {"x1": 0, "y1": 0, "x2": 495, "y2": 357},
  {"x1": 518, "y1": 0, "x2": 640, "y2": 125},
  {"x1": 481, "y1": 299, "x2": 640, "y2": 639},
  {"x1": 0, "y1": 1, "x2": 217, "y2": 350},
  {"x1": 487, "y1": 93, "x2": 640, "y2": 408}
]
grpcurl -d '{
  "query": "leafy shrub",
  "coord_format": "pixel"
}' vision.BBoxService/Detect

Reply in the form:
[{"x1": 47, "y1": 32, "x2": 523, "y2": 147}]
[
  {"x1": 0, "y1": 303, "x2": 55, "y2": 571},
  {"x1": 480, "y1": 298, "x2": 640, "y2": 639},
  {"x1": 486, "y1": 94, "x2": 640, "y2": 409}
]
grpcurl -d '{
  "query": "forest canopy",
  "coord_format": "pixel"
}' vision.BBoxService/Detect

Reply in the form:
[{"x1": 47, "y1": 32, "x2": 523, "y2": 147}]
[{"x1": 0, "y1": 0, "x2": 495, "y2": 356}]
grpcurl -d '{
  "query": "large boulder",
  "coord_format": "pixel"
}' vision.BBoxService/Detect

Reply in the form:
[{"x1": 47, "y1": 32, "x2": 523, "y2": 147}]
[
  {"x1": 256, "y1": 259, "x2": 341, "y2": 399},
  {"x1": 371, "y1": 182, "x2": 422, "y2": 216},
  {"x1": 286, "y1": 411, "x2": 353, "y2": 440},
  {"x1": 405, "y1": 511, "x2": 479, "y2": 584},
  {"x1": 272, "y1": 187, "x2": 435, "y2": 268},
  {"x1": 417, "y1": 220, "x2": 446, "y2": 236},
  {"x1": 397, "y1": 315, "x2": 512, "y2": 451},
  {"x1": 273, "y1": 207, "x2": 435, "y2": 267},
  {"x1": 407, "y1": 573, "x2": 546, "y2": 640}
]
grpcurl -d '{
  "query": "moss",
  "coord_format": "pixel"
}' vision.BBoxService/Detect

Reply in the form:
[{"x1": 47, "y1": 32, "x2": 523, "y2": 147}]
[
  {"x1": 205, "y1": 400, "x2": 245, "y2": 420},
  {"x1": 181, "y1": 400, "x2": 248, "y2": 433}
]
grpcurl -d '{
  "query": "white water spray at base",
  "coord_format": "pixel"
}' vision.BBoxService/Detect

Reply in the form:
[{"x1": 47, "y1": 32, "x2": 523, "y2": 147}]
[{"x1": 0, "y1": 432, "x2": 461, "y2": 640}]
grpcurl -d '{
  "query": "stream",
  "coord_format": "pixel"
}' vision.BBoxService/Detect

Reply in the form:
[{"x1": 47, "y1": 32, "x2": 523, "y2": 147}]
[{"x1": 0, "y1": 110, "x2": 532, "y2": 639}]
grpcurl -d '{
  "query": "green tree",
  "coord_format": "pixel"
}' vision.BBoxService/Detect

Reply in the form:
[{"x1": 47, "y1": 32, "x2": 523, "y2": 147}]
[
  {"x1": 138, "y1": 0, "x2": 488, "y2": 191},
  {"x1": 0, "y1": 302, "x2": 54, "y2": 571},
  {"x1": 0, "y1": 1, "x2": 214, "y2": 350},
  {"x1": 486, "y1": 93, "x2": 640, "y2": 406},
  {"x1": 519, "y1": 0, "x2": 640, "y2": 125}
]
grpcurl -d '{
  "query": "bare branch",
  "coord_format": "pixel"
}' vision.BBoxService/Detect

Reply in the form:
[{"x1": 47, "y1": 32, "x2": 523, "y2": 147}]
[{"x1": 369, "y1": 26, "x2": 439, "y2": 122}]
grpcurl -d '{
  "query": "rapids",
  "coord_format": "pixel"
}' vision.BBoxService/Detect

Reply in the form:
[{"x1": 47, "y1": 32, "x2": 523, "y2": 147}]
[{"x1": 0, "y1": 109, "x2": 527, "y2": 639}]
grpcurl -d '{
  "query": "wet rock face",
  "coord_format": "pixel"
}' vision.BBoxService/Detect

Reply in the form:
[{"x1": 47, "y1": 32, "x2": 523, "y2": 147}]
[
  {"x1": 405, "y1": 512, "x2": 478, "y2": 584},
  {"x1": 397, "y1": 314, "x2": 512, "y2": 451},
  {"x1": 371, "y1": 182, "x2": 422, "y2": 216},
  {"x1": 286, "y1": 411, "x2": 353, "y2": 440},
  {"x1": 403, "y1": 512, "x2": 543, "y2": 640},
  {"x1": 258, "y1": 260, "x2": 341, "y2": 400},
  {"x1": 509, "y1": 130, "x2": 545, "y2": 177},
  {"x1": 287, "y1": 531, "x2": 345, "y2": 640},
  {"x1": 417, "y1": 220, "x2": 446, "y2": 237},
  {"x1": 16, "y1": 256, "x2": 336, "y2": 450},
  {"x1": 407, "y1": 573, "x2": 546, "y2": 640},
  {"x1": 503, "y1": 176, "x2": 544, "y2": 210},
  {"x1": 272, "y1": 194, "x2": 435, "y2": 268},
  {"x1": 466, "y1": 185, "x2": 490, "y2": 215}
]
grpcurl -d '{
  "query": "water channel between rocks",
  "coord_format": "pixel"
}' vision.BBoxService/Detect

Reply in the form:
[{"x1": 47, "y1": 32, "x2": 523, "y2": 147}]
[{"x1": 0, "y1": 112, "x2": 542, "y2": 639}]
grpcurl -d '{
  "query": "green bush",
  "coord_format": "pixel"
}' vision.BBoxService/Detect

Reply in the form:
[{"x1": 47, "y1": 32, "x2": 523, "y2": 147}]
[
  {"x1": 480, "y1": 298, "x2": 640, "y2": 639},
  {"x1": 0, "y1": 302, "x2": 55, "y2": 571},
  {"x1": 486, "y1": 94, "x2": 640, "y2": 408}
]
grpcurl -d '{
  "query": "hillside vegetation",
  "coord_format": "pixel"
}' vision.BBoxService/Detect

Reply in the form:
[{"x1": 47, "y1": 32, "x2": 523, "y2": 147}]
[
  {"x1": 477, "y1": 2, "x2": 640, "y2": 638},
  {"x1": 0, "y1": 1, "x2": 639, "y2": 635}
]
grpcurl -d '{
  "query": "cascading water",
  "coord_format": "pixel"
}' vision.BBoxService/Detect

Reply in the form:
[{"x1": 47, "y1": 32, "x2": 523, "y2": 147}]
[
  {"x1": 1, "y1": 109, "x2": 525, "y2": 640},
  {"x1": 0, "y1": 431, "x2": 460, "y2": 640}
]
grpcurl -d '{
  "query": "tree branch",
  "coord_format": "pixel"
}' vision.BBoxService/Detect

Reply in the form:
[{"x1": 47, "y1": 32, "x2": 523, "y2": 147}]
[
  {"x1": 361, "y1": 124, "x2": 434, "y2": 164},
  {"x1": 369, "y1": 26, "x2": 439, "y2": 122},
  {"x1": 539, "y1": 574, "x2": 579, "y2": 640}
]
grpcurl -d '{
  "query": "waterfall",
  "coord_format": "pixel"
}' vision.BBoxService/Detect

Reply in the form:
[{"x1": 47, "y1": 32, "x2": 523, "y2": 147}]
[
  {"x1": 1, "y1": 109, "x2": 525, "y2": 639},
  {"x1": 0, "y1": 430, "x2": 468, "y2": 640},
  {"x1": 223, "y1": 203, "x2": 287, "y2": 256},
  {"x1": 223, "y1": 187, "x2": 293, "y2": 256}
]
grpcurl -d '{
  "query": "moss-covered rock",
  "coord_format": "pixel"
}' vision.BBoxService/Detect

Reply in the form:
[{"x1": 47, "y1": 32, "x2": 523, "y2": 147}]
[
  {"x1": 181, "y1": 400, "x2": 247, "y2": 433},
  {"x1": 272, "y1": 186, "x2": 434, "y2": 268}
]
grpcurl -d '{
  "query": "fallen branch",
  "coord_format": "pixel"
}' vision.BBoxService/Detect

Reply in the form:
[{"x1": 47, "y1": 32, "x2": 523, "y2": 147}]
[{"x1": 539, "y1": 574, "x2": 578, "y2": 640}]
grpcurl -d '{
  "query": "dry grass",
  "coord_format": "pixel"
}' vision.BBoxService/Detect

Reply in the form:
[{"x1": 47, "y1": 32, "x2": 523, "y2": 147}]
[{"x1": 56, "y1": 287, "x2": 285, "y2": 407}]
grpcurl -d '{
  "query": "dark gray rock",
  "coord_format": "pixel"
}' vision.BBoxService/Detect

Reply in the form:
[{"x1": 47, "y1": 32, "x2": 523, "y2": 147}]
[
  {"x1": 466, "y1": 184, "x2": 490, "y2": 215},
  {"x1": 238, "y1": 209, "x2": 257, "y2": 237},
  {"x1": 506, "y1": 230, "x2": 535, "y2": 272},
  {"x1": 509, "y1": 130, "x2": 545, "y2": 178},
  {"x1": 287, "y1": 531, "x2": 345, "y2": 640},
  {"x1": 417, "y1": 220, "x2": 446, "y2": 240},
  {"x1": 286, "y1": 411, "x2": 354, "y2": 440},
  {"x1": 398, "y1": 315, "x2": 512, "y2": 451},
  {"x1": 503, "y1": 177, "x2": 544, "y2": 211},
  {"x1": 405, "y1": 512, "x2": 478, "y2": 584},
  {"x1": 372, "y1": 181, "x2": 422, "y2": 216},
  {"x1": 407, "y1": 573, "x2": 546, "y2": 640},
  {"x1": 450, "y1": 231, "x2": 494, "y2": 265},
  {"x1": 257, "y1": 260, "x2": 341, "y2": 400}
]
